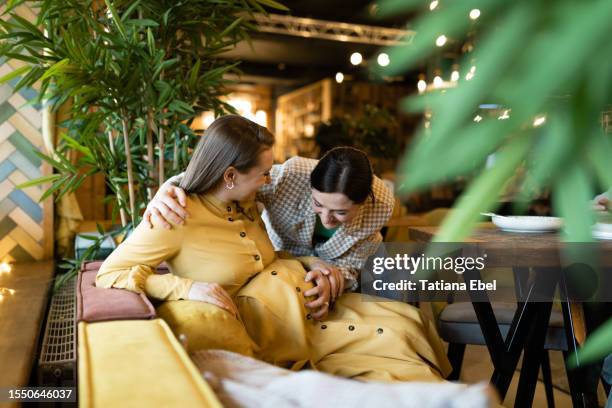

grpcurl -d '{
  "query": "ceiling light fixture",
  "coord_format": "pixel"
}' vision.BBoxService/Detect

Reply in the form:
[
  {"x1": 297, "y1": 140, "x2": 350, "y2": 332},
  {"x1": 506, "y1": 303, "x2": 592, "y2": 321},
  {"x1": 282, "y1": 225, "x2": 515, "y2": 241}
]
[{"x1": 377, "y1": 53, "x2": 390, "y2": 67}]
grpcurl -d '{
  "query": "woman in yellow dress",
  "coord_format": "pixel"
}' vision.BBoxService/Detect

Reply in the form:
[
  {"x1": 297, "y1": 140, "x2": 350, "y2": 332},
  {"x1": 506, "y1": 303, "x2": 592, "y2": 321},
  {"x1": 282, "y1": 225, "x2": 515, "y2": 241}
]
[{"x1": 96, "y1": 115, "x2": 451, "y2": 382}]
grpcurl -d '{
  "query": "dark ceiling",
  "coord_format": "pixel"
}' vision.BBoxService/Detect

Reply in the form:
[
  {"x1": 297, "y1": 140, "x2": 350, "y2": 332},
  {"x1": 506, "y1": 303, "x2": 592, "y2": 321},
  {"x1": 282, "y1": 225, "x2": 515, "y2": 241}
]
[
  {"x1": 272, "y1": 0, "x2": 413, "y2": 26},
  {"x1": 221, "y1": 0, "x2": 417, "y2": 88}
]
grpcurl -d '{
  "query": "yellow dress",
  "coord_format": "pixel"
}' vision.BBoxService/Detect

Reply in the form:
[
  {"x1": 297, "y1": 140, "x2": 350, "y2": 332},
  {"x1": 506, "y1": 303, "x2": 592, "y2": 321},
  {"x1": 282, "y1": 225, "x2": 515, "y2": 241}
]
[{"x1": 96, "y1": 194, "x2": 451, "y2": 382}]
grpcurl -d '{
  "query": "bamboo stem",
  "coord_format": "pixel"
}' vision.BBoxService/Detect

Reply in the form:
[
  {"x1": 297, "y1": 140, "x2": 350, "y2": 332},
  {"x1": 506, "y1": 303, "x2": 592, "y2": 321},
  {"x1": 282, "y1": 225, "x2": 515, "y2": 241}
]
[
  {"x1": 119, "y1": 112, "x2": 136, "y2": 222},
  {"x1": 172, "y1": 133, "x2": 179, "y2": 171},
  {"x1": 158, "y1": 122, "x2": 165, "y2": 184},
  {"x1": 107, "y1": 129, "x2": 127, "y2": 226},
  {"x1": 146, "y1": 108, "x2": 155, "y2": 200}
]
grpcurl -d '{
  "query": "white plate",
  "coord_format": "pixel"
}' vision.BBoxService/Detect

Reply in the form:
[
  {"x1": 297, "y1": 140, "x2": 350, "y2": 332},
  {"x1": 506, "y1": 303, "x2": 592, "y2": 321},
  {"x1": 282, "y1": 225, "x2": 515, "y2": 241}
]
[
  {"x1": 491, "y1": 215, "x2": 562, "y2": 233},
  {"x1": 592, "y1": 223, "x2": 612, "y2": 240},
  {"x1": 593, "y1": 222, "x2": 612, "y2": 233},
  {"x1": 593, "y1": 230, "x2": 612, "y2": 240}
]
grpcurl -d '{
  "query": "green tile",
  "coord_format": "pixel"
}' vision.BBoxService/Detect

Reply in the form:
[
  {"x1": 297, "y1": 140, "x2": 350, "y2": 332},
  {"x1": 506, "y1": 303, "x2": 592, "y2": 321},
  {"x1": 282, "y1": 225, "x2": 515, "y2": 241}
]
[
  {"x1": 0, "y1": 217, "x2": 16, "y2": 237},
  {"x1": 0, "y1": 101, "x2": 16, "y2": 124},
  {"x1": 9, "y1": 131, "x2": 41, "y2": 167}
]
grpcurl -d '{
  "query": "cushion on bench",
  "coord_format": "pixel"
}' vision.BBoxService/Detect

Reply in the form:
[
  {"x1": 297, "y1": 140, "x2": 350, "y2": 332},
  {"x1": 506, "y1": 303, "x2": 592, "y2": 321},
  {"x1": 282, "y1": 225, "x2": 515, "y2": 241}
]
[
  {"x1": 76, "y1": 261, "x2": 164, "y2": 322},
  {"x1": 78, "y1": 319, "x2": 221, "y2": 408}
]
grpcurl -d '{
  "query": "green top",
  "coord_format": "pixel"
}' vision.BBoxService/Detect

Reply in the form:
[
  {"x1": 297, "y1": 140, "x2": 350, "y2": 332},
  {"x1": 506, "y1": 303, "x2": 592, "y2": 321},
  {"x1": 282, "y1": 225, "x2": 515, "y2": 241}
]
[{"x1": 313, "y1": 216, "x2": 339, "y2": 244}]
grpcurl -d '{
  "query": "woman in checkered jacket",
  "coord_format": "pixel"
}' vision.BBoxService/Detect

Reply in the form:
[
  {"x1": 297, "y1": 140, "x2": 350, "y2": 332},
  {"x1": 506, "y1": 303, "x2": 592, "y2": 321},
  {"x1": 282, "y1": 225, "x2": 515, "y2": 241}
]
[{"x1": 149, "y1": 147, "x2": 394, "y2": 319}]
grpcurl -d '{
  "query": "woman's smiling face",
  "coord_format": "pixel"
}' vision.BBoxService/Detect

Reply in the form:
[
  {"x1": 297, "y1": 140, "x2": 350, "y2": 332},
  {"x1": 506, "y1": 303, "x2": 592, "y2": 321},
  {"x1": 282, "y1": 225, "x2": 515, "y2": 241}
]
[
  {"x1": 230, "y1": 148, "x2": 274, "y2": 201},
  {"x1": 311, "y1": 188, "x2": 361, "y2": 228}
]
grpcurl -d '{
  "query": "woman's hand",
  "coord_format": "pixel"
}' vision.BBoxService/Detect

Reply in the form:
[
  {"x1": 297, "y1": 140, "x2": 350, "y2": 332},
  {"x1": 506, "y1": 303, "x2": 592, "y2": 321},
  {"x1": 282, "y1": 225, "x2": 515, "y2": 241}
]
[
  {"x1": 310, "y1": 260, "x2": 344, "y2": 302},
  {"x1": 187, "y1": 282, "x2": 239, "y2": 318},
  {"x1": 304, "y1": 269, "x2": 331, "y2": 320},
  {"x1": 144, "y1": 183, "x2": 189, "y2": 229}
]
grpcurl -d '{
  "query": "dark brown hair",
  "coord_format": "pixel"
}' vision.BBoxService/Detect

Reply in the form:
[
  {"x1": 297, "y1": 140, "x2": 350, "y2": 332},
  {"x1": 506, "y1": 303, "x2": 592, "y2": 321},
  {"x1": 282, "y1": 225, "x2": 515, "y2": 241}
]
[
  {"x1": 310, "y1": 147, "x2": 373, "y2": 204},
  {"x1": 179, "y1": 115, "x2": 274, "y2": 194}
]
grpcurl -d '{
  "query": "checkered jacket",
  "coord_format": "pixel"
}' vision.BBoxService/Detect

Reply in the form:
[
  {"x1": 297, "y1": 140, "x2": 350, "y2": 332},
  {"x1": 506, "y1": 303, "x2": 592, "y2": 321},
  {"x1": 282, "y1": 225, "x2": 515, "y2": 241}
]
[{"x1": 257, "y1": 157, "x2": 394, "y2": 290}]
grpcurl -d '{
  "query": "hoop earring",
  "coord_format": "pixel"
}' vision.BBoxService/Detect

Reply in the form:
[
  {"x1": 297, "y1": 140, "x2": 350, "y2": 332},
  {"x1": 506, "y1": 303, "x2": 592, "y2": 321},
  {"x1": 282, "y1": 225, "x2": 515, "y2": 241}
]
[{"x1": 225, "y1": 180, "x2": 235, "y2": 190}]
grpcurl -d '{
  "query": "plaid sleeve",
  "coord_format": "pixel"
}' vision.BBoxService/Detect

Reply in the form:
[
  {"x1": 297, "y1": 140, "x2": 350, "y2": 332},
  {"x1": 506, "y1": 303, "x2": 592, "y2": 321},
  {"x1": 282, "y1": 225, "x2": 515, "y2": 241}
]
[{"x1": 328, "y1": 232, "x2": 383, "y2": 292}]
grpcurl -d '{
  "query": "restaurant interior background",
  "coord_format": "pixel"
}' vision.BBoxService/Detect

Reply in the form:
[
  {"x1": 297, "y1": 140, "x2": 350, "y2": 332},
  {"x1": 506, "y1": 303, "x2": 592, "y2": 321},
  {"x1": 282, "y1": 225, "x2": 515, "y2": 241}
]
[{"x1": 0, "y1": 0, "x2": 611, "y2": 407}]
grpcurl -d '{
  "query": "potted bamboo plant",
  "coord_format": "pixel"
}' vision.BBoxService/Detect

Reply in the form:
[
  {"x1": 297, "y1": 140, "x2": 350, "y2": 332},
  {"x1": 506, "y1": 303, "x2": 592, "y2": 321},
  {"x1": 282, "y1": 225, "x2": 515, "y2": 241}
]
[{"x1": 0, "y1": 0, "x2": 287, "y2": 285}]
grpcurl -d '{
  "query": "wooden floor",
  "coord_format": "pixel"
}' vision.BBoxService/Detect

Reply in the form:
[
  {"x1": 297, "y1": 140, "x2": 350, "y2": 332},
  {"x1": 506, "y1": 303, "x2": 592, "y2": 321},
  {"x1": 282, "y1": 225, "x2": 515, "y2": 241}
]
[{"x1": 0, "y1": 261, "x2": 54, "y2": 390}]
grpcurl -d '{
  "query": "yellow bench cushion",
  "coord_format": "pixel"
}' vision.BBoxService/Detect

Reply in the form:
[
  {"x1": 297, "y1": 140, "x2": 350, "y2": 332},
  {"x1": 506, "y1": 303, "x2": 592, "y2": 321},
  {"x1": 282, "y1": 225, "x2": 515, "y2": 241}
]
[{"x1": 78, "y1": 319, "x2": 221, "y2": 408}]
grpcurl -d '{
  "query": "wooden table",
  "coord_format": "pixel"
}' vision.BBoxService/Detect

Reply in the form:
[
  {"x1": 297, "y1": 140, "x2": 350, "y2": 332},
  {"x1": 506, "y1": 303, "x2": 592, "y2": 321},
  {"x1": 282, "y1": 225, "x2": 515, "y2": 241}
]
[
  {"x1": 0, "y1": 261, "x2": 55, "y2": 395},
  {"x1": 409, "y1": 226, "x2": 610, "y2": 408}
]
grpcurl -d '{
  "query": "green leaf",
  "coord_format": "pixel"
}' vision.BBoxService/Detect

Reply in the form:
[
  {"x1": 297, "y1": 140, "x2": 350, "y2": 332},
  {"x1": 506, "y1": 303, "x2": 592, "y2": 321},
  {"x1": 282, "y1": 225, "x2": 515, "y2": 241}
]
[
  {"x1": 188, "y1": 59, "x2": 201, "y2": 88},
  {"x1": 15, "y1": 174, "x2": 62, "y2": 189},
  {"x1": 39, "y1": 58, "x2": 70, "y2": 81},
  {"x1": 219, "y1": 17, "x2": 244, "y2": 39},
  {"x1": 12, "y1": 65, "x2": 43, "y2": 94},
  {"x1": 517, "y1": 110, "x2": 574, "y2": 202},
  {"x1": 146, "y1": 27, "x2": 155, "y2": 55},
  {"x1": 433, "y1": 133, "x2": 532, "y2": 242},
  {"x1": 567, "y1": 318, "x2": 612, "y2": 368},
  {"x1": 397, "y1": 120, "x2": 507, "y2": 193},
  {"x1": 0, "y1": 65, "x2": 31, "y2": 84},
  {"x1": 588, "y1": 129, "x2": 612, "y2": 190},
  {"x1": 255, "y1": 0, "x2": 289, "y2": 11},
  {"x1": 126, "y1": 19, "x2": 159, "y2": 27},
  {"x1": 61, "y1": 133, "x2": 93, "y2": 158},
  {"x1": 168, "y1": 99, "x2": 194, "y2": 114},
  {"x1": 104, "y1": 0, "x2": 128, "y2": 40},
  {"x1": 552, "y1": 162, "x2": 594, "y2": 243},
  {"x1": 153, "y1": 57, "x2": 179, "y2": 78},
  {"x1": 40, "y1": 174, "x2": 70, "y2": 202},
  {"x1": 120, "y1": 0, "x2": 142, "y2": 21}
]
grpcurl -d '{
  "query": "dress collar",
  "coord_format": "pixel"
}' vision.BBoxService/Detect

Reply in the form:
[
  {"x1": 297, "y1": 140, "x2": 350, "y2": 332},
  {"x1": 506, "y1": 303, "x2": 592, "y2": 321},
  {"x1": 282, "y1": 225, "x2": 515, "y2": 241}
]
[{"x1": 201, "y1": 193, "x2": 256, "y2": 219}]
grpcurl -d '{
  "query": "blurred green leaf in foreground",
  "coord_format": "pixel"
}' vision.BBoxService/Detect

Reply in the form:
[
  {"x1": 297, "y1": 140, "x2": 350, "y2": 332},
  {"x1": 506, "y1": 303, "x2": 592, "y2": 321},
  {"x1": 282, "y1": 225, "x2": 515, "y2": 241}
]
[{"x1": 374, "y1": 0, "x2": 612, "y2": 372}]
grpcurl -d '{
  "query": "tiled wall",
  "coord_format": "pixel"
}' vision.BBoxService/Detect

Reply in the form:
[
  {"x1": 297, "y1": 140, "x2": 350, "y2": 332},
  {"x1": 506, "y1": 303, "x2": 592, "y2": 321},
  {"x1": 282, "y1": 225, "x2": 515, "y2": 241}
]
[{"x1": 0, "y1": 5, "x2": 53, "y2": 262}]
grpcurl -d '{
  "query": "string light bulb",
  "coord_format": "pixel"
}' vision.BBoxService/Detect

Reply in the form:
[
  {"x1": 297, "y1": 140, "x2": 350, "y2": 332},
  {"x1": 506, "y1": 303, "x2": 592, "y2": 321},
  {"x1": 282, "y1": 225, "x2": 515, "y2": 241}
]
[
  {"x1": 0, "y1": 262, "x2": 11, "y2": 274},
  {"x1": 335, "y1": 72, "x2": 344, "y2": 83},
  {"x1": 377, "y1": 53, "x2": 390, "y2": 67},
  {"x1": 429, "y1": 1, "x2": 439, "y2": 11},
  {"x1": 450, "y1": 70, "x2": 460, "y2": 82},
  {"x1": 466, "y1": 65, "x2": 476, "y2": 80},
  {"x1": 350, "y1": 52, "x2": 363, "y2": 65},
  {"x1": 433, "y1": 76, "x2": 443, "y2": 88},
  {"x1": 533, "y1": 115, "x2": 547, "y2": 127},
  {"x1": 435, "y1": 35, "x2": 447, "y2": 47},
  {"x1": 417, "y1": 79, "x2": 427, "y2": 94},
  {"x1": 469, "y1": 9, "x2": 481, "y2": 20}
]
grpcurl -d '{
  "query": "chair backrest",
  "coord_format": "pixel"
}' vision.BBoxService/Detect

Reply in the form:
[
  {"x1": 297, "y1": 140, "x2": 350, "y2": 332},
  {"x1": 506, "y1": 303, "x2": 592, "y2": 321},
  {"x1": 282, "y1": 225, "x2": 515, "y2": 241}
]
[{"x1": 383, "y1": 206, "x2": 452, "y2": 242}]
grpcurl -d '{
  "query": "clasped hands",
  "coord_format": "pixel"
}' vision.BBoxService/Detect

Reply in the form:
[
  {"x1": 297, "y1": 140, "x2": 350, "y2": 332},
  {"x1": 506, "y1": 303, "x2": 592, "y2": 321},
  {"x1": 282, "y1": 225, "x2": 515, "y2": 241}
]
[{"x1": 304, "y1": 260, "x2": 344, "y2": 321}]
